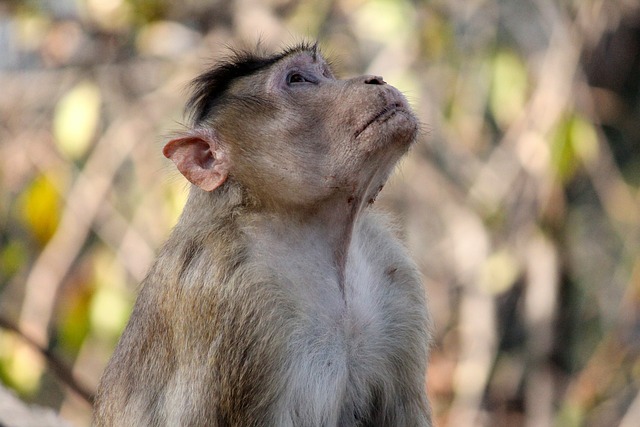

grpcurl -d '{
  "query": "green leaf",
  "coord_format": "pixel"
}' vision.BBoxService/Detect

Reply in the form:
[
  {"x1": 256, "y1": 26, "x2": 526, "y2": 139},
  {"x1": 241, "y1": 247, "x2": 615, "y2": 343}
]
[
  {"x1": 58, "y1": 281, "x2": 93, "y2": 354},
  {"x1": 490, "y1": 51, "x2": 528, "y2": 128},
  {"x1": 0, "y1": 240, "x2": 27, "y2": 279},
  {"x1": 550, "y1": 114, "x2": 597, "y2": 182}
]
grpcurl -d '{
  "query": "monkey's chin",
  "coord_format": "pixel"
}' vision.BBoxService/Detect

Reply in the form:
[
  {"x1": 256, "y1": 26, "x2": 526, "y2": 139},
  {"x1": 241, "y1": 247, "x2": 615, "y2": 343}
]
[{"x1": 358, "y1": 110, "x2": 418, "y2": 150}]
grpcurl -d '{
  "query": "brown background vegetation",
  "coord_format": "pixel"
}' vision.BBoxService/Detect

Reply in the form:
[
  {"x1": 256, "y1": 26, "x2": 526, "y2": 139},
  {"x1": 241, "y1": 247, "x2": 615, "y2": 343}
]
[{"x1": 1, "y1": 0, "x2": 639, "y2": 426}]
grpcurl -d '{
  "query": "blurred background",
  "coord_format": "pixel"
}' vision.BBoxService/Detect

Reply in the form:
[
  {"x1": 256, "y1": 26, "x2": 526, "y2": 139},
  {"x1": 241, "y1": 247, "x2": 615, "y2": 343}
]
[{"x1": 0, "y1": 0, "x2": 639, "y2": 425}]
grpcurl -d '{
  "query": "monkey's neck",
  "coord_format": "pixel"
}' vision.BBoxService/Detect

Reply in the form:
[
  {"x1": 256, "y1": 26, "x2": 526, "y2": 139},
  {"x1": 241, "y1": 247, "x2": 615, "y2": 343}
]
[
  {"x1": 181, "y1": 183, "x2": 375, "y2": 296},
  {"x1": 332, "y1": 200, "x2": 359, "y2": 293},
  {"x1": 243, "y1": 196, "x2": 363, "y2": 296}
]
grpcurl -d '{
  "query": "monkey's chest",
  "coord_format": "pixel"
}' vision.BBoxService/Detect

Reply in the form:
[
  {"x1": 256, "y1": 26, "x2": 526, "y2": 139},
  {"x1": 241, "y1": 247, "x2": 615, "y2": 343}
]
[
  {"x1": 281, "y1": 258, "x2": 411, "y2": 422},
  {"x1": 243, "y1": 225, "x2": 425, "y2": 423}
]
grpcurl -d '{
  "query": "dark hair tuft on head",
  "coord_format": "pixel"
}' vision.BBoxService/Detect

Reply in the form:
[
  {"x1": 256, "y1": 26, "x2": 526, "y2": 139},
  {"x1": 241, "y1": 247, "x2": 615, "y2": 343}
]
[{"x1": 186, "y1": 41, "x2": 321, "y2": 125}]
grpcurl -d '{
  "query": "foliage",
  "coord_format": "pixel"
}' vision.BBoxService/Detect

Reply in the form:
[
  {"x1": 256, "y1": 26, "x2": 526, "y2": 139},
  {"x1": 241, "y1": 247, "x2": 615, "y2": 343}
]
[{"x1": 0, "y1": 0, "x2": 639, "y2": 425}]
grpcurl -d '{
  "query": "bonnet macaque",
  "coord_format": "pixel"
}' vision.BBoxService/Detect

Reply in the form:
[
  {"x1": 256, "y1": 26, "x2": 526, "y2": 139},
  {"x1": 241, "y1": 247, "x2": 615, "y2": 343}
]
[{"x1": 94, "y1": 43, "x2": 431, "y2": 426}]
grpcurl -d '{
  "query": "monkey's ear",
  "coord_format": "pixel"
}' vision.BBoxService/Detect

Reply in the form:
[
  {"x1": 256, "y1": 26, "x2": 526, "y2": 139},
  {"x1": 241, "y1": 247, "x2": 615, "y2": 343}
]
[{"x1": 163, "y1": 133, "x2": 229, "y2": 191}]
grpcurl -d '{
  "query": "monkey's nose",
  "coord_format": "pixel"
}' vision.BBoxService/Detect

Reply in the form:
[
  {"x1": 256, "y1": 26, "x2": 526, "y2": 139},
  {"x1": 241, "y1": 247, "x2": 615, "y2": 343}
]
[{"x1": 364, "y1": 75, "x2": 386, "y2": 85}]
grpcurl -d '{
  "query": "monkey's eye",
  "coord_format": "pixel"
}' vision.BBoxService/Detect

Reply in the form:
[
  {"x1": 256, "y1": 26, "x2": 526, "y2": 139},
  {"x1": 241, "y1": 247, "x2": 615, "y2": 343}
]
[{"x1": 287, "y1": 72, "x2": 310, "y2": 85}]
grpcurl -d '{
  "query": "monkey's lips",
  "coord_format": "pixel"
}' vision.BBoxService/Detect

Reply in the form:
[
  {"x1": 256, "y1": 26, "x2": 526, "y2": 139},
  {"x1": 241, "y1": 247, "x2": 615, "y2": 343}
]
[{"x1": 354, "y1": 103, "x2": 414, "y2": 139}]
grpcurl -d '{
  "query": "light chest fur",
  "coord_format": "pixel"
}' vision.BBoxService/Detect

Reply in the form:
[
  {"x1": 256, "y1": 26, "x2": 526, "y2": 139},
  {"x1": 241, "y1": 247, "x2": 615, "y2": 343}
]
[{"x1": 244, "y1": 211, "x2": 430, "y2": 425}]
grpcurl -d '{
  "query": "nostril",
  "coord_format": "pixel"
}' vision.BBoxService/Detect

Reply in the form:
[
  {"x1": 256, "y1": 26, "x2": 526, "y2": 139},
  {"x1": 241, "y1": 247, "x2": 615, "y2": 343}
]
[{"x1": 364, "y1": 75, "x2": 386, "y2": 85}]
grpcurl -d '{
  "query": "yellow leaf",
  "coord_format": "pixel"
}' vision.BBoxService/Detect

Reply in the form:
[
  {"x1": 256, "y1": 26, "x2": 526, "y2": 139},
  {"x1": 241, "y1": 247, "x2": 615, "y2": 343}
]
[
  {"x1": 54, "y1": 81, "x2": 102, "y2": 160},
  {"x1": 2, "y1": 338, "x2": 44, "y2": 395},
  {"x1": 90, "y1": 286, "x2": 132, "y2": 339},
  {"x1": 18, "y1": 174, "x2": 61, "y2": 245},
  {"x1": 480, "y1": 250, "x2": 520, "y2": 294},
  {"x1": 353, "y1": 0, "x2": 414, "y2": 42},
  {"x1": 90, "y1": 249, "x2": 132, "y2": 339}
]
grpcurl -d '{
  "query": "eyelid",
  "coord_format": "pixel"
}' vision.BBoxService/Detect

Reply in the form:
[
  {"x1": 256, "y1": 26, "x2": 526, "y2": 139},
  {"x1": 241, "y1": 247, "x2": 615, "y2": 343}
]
[{"x1": 286, "y1": 70, "x2": 318, "y2": 85}]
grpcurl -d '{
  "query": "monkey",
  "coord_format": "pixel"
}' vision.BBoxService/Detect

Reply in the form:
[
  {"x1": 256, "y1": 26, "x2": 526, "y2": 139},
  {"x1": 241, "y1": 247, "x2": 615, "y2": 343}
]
[{"x1": 93, "y1": 42, "x2": 432, "y2": 427}]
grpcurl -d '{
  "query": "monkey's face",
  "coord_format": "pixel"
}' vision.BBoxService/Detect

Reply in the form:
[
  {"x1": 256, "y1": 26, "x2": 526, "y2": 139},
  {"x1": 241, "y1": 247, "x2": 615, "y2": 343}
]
[{"x1": 216, "y1": 50, "x2": 419, "y2": 209}]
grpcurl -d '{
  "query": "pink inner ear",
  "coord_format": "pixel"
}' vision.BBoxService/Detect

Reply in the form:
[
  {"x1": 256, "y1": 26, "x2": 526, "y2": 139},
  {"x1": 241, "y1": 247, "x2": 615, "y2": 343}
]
[
  {"x1": 163, "y1": 135, "x2": 229, "y2": 192},
  {"x1": 198, "y1": 144, "x2": 215, "y2": 168}
]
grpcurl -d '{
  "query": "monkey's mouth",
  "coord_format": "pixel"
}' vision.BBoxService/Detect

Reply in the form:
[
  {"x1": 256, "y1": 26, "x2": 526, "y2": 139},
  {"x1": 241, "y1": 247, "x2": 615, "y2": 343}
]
[{"x1": 355, "y1": 103, "x2": 408, "y2": 139}]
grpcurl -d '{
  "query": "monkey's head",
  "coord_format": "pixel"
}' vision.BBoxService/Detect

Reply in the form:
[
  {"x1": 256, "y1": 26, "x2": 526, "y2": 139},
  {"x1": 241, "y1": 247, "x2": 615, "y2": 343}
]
[{"x1": 164, "y1": 43, "x2": 418, "y2": 211}]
